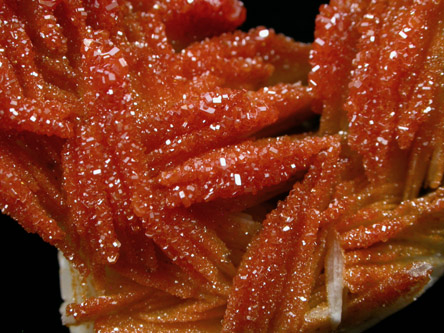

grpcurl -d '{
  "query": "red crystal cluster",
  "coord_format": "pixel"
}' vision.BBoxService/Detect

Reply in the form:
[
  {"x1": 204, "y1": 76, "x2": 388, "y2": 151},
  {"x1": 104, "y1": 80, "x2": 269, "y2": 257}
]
[{"x1": 1, "y1": 0, "x2": 444, "y2": 332}]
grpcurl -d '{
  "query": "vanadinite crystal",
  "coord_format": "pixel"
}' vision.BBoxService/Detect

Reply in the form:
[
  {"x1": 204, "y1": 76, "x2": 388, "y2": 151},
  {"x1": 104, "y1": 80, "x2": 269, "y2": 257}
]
[{"x1": 1, "y1": 0, "x2": 444, "y2": 332}]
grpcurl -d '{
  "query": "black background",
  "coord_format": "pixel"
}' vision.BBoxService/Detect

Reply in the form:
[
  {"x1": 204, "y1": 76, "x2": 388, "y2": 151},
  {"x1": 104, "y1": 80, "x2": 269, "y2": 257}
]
[{"x1": 3, "y1": 1, "x2": 443, "y2": 332}]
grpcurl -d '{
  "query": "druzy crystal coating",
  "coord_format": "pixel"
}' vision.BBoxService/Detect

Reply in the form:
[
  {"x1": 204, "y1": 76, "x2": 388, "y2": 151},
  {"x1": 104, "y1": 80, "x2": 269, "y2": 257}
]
[{"x1": 1, "y1": 0, "x2": 444, "y2": 332}]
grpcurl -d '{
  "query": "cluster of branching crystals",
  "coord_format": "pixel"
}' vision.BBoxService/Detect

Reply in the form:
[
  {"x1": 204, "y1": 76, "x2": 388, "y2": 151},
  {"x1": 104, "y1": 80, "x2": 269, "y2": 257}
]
[{"x1": 1, "y1": 0, "x2": 444, "y2": 332}]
